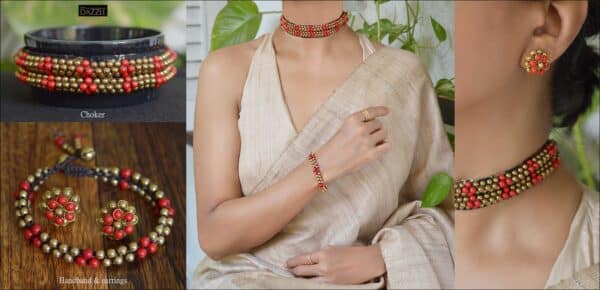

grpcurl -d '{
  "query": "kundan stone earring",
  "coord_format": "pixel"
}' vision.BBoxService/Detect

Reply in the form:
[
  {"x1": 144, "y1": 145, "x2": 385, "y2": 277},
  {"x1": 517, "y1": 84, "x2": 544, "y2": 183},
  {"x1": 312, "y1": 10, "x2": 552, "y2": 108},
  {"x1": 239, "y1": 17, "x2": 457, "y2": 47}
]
[{"x1": 523, "y1": 49, "x2": 551, "y2": 75}]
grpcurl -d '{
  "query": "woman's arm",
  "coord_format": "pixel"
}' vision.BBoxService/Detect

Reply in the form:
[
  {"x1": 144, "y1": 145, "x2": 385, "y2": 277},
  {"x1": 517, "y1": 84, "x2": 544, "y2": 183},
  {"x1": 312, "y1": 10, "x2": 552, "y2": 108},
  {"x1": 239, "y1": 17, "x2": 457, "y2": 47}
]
[{"x1": 194, "y1": 46, "x2": 391, "y2": 260}]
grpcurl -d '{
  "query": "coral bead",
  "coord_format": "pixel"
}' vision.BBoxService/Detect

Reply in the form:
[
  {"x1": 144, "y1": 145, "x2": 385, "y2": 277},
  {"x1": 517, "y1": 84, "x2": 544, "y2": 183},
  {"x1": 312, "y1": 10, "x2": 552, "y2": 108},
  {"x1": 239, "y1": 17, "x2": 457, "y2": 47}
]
[
  {"x1": 118, "y1": 180, "x2": 129, "y2": 190},
  {"x1": 47, "y1": 199, "x2": 58, "y2": 209},
  {"x1": 82, "y1": 249, "x2": 94, "y2": 260},
  {"x1": 112, "y1": 209, "x2": 123, "y2": 220},
  {"x1": 65, "y1": 212, "x2": 75, "y2": 221},
  {"x1": 103, "y1": 226, "x2": 114, "y2": 235},
  {"x1": 103, "y1": 214, "x2": 113, "y2": 225},
  {"x1": 24, "y1": 229, "x2": 33, "y2": 240},
  {"x1": 88, "y1": 258, "x2": 100, "y2": 268},
  {"x1": 57, "y1": 195, "x2": 68, "y2": 205},
  {"x1": 32, "y1": 237, "x2": 42, "y2": 248},
  {"x1": 45, "y1": 210, "x2": 55, "y2": 220},
  {"x1": 139, "y1": 236, "x2": 150, "y2": 248},
  {"x1": 30, "y1": 224, "x2": 42, "y2": 235},
  {"x1": 119, "y1": 168, "x2": 132, "y2": 180},
  {"x1": 75, "y1": 256, "x2": 87, "y2": 266},
  {"x1": 54, "y1": 217, "x2": 65, "y2": 226},
  {"x1": 19, "y1": 181, "x2": 30, "y2": 191},
  {"x1": 124, "y1": 212, "x2": 134, "y2": 222},
  {"x1": 114, "y1": 230, "x2": 126, "y2": 240},
  {"x1": 147, "y1": 243, "x2": 158, "y2": 254},
  {"x1": 124, "y1": 225, "x2": 134, "y2": 235},
  {"x1": 65, "y1": 202, "x2": 76, "y2": 211},
  {"x1": 136, "y1": 248, "x2": 148, "y2": 259},
  {"x1": 157, "y1": 198, "x2": 171, "y2": 208},
  {"x1": 54, "y1": 135, "x2": 65, "y2": 147}
]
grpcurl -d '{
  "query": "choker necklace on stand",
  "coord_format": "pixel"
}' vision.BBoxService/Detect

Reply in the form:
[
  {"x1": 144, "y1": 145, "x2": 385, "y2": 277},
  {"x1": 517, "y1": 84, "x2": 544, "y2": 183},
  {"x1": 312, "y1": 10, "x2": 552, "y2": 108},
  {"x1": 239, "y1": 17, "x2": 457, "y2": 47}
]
[
  {"x1": 280, "y1": 11, "x2": 349, "y2": 38},
  {"x1": 454, "y1": 139, "x2": 561, "y2": 210}
]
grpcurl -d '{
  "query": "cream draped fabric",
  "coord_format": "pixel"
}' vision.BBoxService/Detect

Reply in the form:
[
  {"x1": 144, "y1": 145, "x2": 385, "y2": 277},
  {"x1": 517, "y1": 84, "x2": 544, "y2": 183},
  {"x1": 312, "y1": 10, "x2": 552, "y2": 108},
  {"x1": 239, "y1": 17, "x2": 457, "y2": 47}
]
[
  {"x1": 191, "y1": 33, "x2": 454, "y2": 289},
  {"x1": 545, "y1": 188, "x2": 599, "y2": 289}
]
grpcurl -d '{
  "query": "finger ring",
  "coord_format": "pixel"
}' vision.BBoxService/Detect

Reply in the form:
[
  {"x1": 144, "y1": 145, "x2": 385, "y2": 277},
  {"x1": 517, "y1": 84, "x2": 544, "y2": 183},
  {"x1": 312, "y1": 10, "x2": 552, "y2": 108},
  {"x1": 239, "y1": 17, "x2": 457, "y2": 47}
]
[
  {"x1": 308, "y1": 254, "x2": 314, "y2": 264},
  {"x1": 361, "y1": 110, "x2": 372, "y2": 122}
]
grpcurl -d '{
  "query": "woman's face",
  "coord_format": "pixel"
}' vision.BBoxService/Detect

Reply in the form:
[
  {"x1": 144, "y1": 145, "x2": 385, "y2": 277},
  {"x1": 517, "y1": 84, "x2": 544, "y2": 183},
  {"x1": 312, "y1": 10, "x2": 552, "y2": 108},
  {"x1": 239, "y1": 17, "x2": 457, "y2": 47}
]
[{"x1": 455, "y1": 1, "x2": 542, "y2": 109}]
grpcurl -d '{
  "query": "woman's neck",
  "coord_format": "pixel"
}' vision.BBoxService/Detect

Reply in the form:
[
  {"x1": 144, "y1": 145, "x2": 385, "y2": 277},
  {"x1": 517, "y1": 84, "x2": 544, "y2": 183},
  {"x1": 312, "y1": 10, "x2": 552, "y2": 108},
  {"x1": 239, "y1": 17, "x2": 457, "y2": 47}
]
[
  {"x1": 282, "y1": 1, "x2": 343, "y2": 24},
  {"x1": 276, "y1": 1, "x2": 352, "y2": 57}
]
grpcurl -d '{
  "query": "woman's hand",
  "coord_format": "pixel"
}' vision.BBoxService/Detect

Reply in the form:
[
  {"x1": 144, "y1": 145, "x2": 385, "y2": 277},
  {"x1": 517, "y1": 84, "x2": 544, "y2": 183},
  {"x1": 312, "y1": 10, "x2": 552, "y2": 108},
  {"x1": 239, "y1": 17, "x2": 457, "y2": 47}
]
[
  {"x1": 286, "y1": 245, "x2": 386, "y2": 285},
  {"x1": 317, "y1": 106, "x2": 391, "y2": 182}
]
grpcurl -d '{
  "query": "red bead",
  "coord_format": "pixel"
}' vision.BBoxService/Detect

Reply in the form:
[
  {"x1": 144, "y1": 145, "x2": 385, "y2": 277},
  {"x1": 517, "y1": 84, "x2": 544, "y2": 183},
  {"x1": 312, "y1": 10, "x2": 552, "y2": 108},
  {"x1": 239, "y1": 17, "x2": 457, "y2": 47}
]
[
  {"x1": 47, "y1": 199, "x2": 58, "y2": 209},
  {"x1": 118, "y1": 180, "x2": 129, "y2": 190},
  {"x1": 45, "y1": 210, "x2": 54, "y2": 220},
  {"x1": 65, "y1": 202, "x2": 76, "y2": 211},
  {"x1": 30, "y1": 223, "x2": 42, "y2": 235},
  {"x1": 461, "y1": 187, "x2": 469, "y2": 194},
  {"x1": 131, "y1": 81, "x2": 138, "y2": 89},
  {"x1": 136, "y1": 248, "x2": 148, "y2": 259},
  {"x1": 124, "y1": 225, "x2": 134, "y2": 235},
  {"x1": 85, "y1": 67, "x2": 93, "y2": 77},
  {"x1": 41, "y1": 79, "x2": 48, "y2": 87},
  {"x1": 509, "y1": 190, "x2": 517, "y2": 197},
  {"x1": 32, "y1": 237, "x2": 42, "y2": 248},
  {"x1": 82, "y1": 249, "x2": 94, "y2": 260},
  {"x1": 147, "y1": 243, "x2": 158, "y2": 254},
  {"x1": 498, "y1": 181, "x2": 506, "y2": 188},
  {"x1": 128, "y1": 65, "x2": 135, "y2": 74},
  {"x1": 103, "y1": 226, "x2": 114, "y2": 235},
  {"x1": 124, "y1": 212, "x2": 134, "y2": 222},
  {"x1": 119, "y1": 168, "x2": 132, "y2": 180},
  {"x1": 88, "y1": 258, "x2": 100, "y2": 268},
  {"x1": 121, "y1": 59, "x2": 129, "y2": 66},
  {"x1": 28, "y1": 192, "x2": 35, "y2": 202},
  {"x1": 469, "y1": 196, "x2": 477, "y2": 201},
  {"x1": 89, "y1": 83, "x2": 97, "y2": 93},
  {"x1": 505, "y1": 178, "x2": 513, "y2": 185},
  {"x1": 139, "y1": 236, "x2": 150, "y2": 248},
  {"x1": 466, "y1": 201, "x2": 474, "y2": 209},
  {"x1": 57, "y1": 195, "x2": 68, "y2": 205},
  {"x1": 85, "y1": 77, "x2": 93, "y2": 85},
  {"x1": 502, "y1": 193, "x2": 510, "y2": 199},
  {"x1": 120, "y1": 66, "x2": 129, "y2": 76},
  {"x1": 468, "y1": 187, "x2": 476, "y2": 196},
  {"x1": 112, "y1": 209, "x2": 123, "y2": 220},
  {"x1": 474, "y1": 200, "x2": 482, "y2": 208},
  {"x1": 75, "y1": 256, "x2": 87, "y2": 266},
  {"x1": 167, "y1": 207, "x2": 175, "y2": 217},
  {"x1": 103, "y1": 214, "x2": 113, "y2": 225},
  {"x1": 65, "y1": 212, "x2": 75, "y2": 221},
  {"x1": 122, "y1": 82, "x2": 131, "y2": 90},
  {"x1": 24, "y1": 229, "x2": 33, "y2": 240},
  {"x1": 76, "y1": 66, "x2": 84, "y2": 75},
  {"x1": 157, "y1": 198, "x2": 171, "y2": 208},
  {"x1": 54, "y1": 217, "x2": 65, "y2": 226},
  {"x1": 44, "y1": 63, "x2": 52, "y2": 71},
  {"x1": 79, "y1": 83, "x2": 88, "y2": 92},
  {"x1": 82, "y1": 60, "x2": 90, "y2": 67},
  {"x1": 114, "y1": 230, "x2": 125, "y2": 240},
  {"x1": 48, "y1": 81, "x2": 55, "y2": 91},
  {"x1": 19, "y1": 181, "x2": 30, "y2": 191}
]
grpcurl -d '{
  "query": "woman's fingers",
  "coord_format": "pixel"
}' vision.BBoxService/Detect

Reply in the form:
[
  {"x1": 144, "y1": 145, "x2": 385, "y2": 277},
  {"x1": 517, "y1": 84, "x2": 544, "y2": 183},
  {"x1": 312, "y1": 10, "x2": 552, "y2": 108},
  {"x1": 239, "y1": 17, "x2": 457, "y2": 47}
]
[
  {"x1": 364, "y1": 118, "x2": 382, "y2": 134},
  {"x1": 289, "y1": 264, "x2": 322, "y2": 277},
  {"x1": 369, "y1": 127, "x2": 387, "y2": 145},
  {"x1": 286, "y1": 252, "x2": 319, "y2": 268},
  {"x1": 353, "y1": 106, "x2": 390, "y2": 122}
]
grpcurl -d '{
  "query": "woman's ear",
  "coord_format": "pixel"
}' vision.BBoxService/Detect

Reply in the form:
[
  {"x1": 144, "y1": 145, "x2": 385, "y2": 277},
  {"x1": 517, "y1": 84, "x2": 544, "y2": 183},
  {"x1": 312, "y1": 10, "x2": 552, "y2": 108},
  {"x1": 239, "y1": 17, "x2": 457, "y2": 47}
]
[{"x1": 524, "y1": 0, "x2": 588, "y2": 64}]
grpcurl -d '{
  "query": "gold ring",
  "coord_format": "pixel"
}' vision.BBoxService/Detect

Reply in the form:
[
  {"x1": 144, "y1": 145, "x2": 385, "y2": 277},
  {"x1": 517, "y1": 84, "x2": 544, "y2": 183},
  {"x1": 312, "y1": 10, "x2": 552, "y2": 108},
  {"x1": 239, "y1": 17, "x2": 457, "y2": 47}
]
[
  {"x1": 361, "y1": 110, "x2": 372, "y2": 122},
  {"x1": 308, "y1": 254, "x2": 314, "y2": 264}
]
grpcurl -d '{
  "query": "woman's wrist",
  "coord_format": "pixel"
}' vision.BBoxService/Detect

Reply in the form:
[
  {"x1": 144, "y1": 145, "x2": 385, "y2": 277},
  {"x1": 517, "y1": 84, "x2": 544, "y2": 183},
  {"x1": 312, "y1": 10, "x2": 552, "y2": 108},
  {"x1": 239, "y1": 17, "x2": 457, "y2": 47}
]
[{"x1": 365, "y1": 244, "x2": 387, "y2": 278}]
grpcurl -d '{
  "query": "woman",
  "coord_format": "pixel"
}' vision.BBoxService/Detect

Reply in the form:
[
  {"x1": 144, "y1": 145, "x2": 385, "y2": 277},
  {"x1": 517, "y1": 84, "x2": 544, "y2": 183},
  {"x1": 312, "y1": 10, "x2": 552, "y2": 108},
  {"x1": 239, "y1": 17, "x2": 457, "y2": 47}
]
[
  {"x1": 192, "y1": 1, "x2": 454, "y2": 289},
  {"x1": 455, "y1": 1, "x2": 599, "y2": 289}
]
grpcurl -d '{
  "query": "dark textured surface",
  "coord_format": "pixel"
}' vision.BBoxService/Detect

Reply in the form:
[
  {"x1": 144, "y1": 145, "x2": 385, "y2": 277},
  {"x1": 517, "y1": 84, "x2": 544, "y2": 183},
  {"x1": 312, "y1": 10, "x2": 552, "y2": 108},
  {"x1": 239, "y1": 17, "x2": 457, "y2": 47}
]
[
  {"x1": 0, "y1": 123, "x2": 186, "y2": 290},
  {"x1": 0, "y1": 73, "x2": 185, "y2": 122}
]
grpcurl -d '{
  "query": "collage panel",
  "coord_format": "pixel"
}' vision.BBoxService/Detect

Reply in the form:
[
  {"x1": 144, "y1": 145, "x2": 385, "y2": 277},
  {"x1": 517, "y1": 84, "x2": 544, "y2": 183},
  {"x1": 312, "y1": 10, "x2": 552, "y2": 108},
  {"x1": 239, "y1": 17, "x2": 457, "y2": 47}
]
[
  {"x1": 0, "y1": 1, "x2": 186, "y2": 122},
  {"x1": 187, "y1": 1, "x2": 455, "y2": 289},
  {"x1": 0, "y1": 122, "x2": 186, "y2": 289}
]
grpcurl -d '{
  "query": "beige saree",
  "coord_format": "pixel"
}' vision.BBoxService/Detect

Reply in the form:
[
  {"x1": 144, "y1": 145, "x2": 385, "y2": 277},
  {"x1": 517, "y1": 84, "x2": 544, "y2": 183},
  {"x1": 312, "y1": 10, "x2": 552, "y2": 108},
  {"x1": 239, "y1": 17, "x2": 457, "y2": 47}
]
[{"x1": 191, "y1": 33, "x2": 454, "y2": 289}]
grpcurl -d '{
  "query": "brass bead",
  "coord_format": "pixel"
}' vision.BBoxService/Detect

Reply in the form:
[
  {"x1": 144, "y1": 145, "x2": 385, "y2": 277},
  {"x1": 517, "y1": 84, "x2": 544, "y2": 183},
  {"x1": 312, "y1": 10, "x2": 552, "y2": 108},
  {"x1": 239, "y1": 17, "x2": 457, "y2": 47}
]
[
  {"x1": 118, "y1": 200, "x2": 128, "y2": 209},
  {"x1": 96, "y1": 250, "x2": 105, "y2": 259},
  {"x1": 141, "y1": 177, "x2": 150, "y2": 187},
  {"x1": 81, "y1": 147, "x2": 96, "y2": 161},
  {"x1": 166, "y1": 217, "x2": 174, "y2": 226},
  {"x1": 23, "y1": 214, "x2": 33, "y2": 224},
  {"x1": 48, "y1": 238, "x2": 58, "y2": 248},
  {"x1": 18, "y1": 219, "x2": 27, "y2": 228},
  {"x1": 148, "y1": 184, "x2": 158, "y2": 193},
  {"x1": 155, "y1": 225, "x2": 164, "y2": 235},
  {"x1": 107, "y1": 248, "x2": 117, "y2": 258},
  {"x1": 132, "y1": 173, "x2": 141, "y2": 182},
  {"x1": 108, "y1": 201, "x2": 118, "y2": 209},
  {"x1": 156, "y1": 236, "x2": 165, "y2": 245},
  {"x1": 52, "y1": 249, "x2": 62, "y2": 258},
  {"x1": 163, "y1": 226, "x2": 171, "y2": 236},
  {"x1": 59, "y1": 243, "x2": 69, "y2": 253},
  {"x1": 42, "y1": 244, "x2": 52, "y2": 253},
  {"x1": 103, "y1": 259, "x2": 112, "y2": 267},
  {"x1": 110, "y1": 179, "x2": 119, "y2": 187},
  {"x1": 117, "y1": 245, "x2": 128, "y2": 256},
  {"x1": 64, "y1": 254, "x2": 74, "y2": 263},
  {"x1": 125, "y1": 253, "x2": 135, "y2": 262},
  {"x1": 158, "y1": 216, "x2": 167, "y2": 225},
  {"x1": 149, "y1": 231, "x2": 158, "y2": 241},
  {"x1": 113, "y1": 256, "x2": 123, "y2": 265}
]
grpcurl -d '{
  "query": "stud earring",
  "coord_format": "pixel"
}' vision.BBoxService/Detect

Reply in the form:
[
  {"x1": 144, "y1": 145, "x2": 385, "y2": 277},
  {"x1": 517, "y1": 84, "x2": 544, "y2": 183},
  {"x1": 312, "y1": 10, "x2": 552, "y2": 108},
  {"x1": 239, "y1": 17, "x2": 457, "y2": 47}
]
[
  {"x1": 40, "y1": 187, "x2": 80, "y2": 227},
  {"x1": 523, "y1": 49, "x2": 551, "y2": 75},
  {"x1": 98, "y1": 200, "x2": 138, "y2": 240}
]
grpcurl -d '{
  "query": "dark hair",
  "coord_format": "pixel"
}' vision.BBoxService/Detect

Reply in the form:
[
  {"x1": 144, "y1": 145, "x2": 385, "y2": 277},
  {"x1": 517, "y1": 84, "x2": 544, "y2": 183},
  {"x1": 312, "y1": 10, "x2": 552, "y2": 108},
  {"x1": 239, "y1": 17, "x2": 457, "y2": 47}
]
[{"x1": 552, "y1": 1, "x2": 600, "y2": 127}]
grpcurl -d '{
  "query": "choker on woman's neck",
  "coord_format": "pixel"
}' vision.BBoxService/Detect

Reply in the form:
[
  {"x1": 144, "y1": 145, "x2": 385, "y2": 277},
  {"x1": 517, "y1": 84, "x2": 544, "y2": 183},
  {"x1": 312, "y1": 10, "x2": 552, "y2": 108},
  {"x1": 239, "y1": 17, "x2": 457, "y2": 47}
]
[
  {"x1": 454, "y1": 139, "x2": 561, "y2": 210},
  {"x1": 280, "y1": 11, "x2": 349, "y2": 38}
]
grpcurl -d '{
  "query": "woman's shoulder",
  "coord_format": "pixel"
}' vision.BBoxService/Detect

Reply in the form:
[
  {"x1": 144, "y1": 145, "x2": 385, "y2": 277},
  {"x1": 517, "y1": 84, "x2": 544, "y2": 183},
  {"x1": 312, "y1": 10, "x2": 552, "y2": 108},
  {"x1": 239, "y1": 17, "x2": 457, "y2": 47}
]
[{"x1": 200, "y1": 36, "x2": 265, "y2": 78}]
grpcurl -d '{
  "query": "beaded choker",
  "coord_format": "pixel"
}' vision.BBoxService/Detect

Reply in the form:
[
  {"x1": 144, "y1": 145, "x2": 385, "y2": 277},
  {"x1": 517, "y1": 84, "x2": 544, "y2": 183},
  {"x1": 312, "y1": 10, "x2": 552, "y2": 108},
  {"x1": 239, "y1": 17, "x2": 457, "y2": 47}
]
[
  {"x1": 14, "y1": 133, "x2": 175, "y2": 268},
  {"x1": 280, "y1": 11, "x2": 349, "y2": 38},
  {"x1": 454, "y1": 140, "x2": 561, "y2": 210},
  {"x1": 14, "y1": 48, "x2": 177, "y2": 95}
]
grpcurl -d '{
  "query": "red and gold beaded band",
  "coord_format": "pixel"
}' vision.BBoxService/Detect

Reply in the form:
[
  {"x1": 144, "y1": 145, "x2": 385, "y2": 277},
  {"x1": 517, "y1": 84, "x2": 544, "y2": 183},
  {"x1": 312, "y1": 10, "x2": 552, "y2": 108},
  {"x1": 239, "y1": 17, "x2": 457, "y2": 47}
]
[
  {"x1": 13, "y1": 47, "x2": 177, "y2": 94},
  {"x1": 280, "y1": 11, "x2": 349, "y2": 38},
  {"x1": 453, "y1": 140, "x2": 560, "y2": 210},
  {"x1": 14, "y1": 133, "x2": 175, "y2": 268},
  {"x1": 308, "y1": 152, "x2": 327, "y2": 192}
]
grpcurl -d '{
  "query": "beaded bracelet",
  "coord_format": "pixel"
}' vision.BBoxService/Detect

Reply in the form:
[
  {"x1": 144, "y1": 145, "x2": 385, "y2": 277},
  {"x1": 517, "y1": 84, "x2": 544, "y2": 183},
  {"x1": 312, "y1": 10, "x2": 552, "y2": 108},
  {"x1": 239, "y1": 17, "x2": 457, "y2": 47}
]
[
  {"x1": 14, "y1": 133, "x2": 175, "y2": 268},
  {"x1": 308, "y1": 152, "x2": 327, "y2": 192},
  {"x1": 14, "y1": 48, "x2": 177, "y2": 94}
]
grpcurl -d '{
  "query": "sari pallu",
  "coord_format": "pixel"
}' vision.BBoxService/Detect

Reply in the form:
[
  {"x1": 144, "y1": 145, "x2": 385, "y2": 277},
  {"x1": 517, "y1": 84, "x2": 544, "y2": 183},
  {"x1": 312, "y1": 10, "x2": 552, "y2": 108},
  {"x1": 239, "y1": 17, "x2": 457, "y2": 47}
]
[{"x1": 192, "y1": 34, "x2": 454, "y2": 289}]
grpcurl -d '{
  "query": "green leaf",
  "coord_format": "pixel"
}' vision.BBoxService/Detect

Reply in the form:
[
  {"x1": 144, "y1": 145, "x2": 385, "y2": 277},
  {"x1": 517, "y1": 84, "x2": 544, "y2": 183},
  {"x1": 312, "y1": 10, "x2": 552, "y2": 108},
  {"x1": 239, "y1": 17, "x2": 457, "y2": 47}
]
[
  {"x1": 377, "y1": 18, "x2": 393, "y2": 41},
  {"x1": 375, "y1": 0, "x2": 391, "y2": 4},
  {"x1": 210, "y1": 1, "x2": 262, "y2": 51},
  {"x1": 400, "y1": 37, "x2": 417, "y2": 53},
  {"x1": 387, "y1": 23, "x2": 409, "y2": 44},
  {"x1": 421, "y1": 173, "x2": 453, "y2": 208},
  {"x1": 430, "y1": 17, "x2": 447, "y2": 43},
  {"x1": 435, "y1": 78, "x2": 455, "y2": 99}
]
